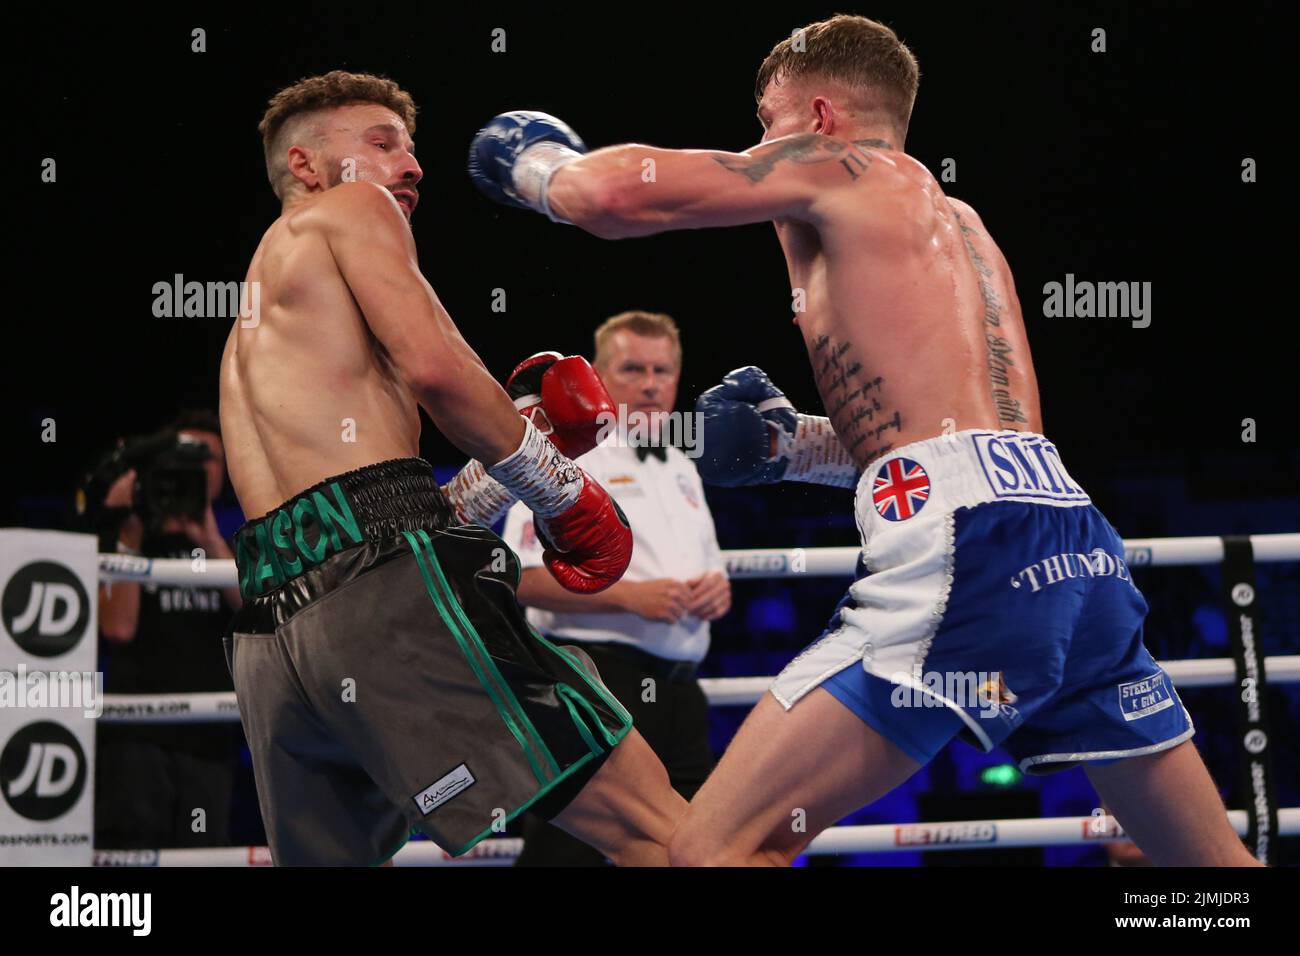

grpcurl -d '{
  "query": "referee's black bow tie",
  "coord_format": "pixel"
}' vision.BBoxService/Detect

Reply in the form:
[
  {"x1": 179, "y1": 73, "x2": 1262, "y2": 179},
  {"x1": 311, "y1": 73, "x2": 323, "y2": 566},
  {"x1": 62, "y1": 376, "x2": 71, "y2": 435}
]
[{"x1": 635, "y1": 445, "x2": 667, "y2": 462}]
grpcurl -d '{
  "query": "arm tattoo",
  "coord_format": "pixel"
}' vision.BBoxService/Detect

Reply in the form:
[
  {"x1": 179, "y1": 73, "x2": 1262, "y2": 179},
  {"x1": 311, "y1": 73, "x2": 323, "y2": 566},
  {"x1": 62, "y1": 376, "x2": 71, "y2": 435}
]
[
  {"x1": 714, "y1": 134, "x2": 890, "y2": 185},
  {"x1": 953, "y1": 210, "x2": 1030, "y2": 425},
  {"x1": 810, "y1": 332, "x2": 901, "y2": 462}
]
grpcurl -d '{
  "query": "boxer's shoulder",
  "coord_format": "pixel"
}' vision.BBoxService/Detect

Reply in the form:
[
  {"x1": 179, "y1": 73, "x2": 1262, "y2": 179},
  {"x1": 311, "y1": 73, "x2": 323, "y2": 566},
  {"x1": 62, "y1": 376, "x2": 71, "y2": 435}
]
[
  {"x1": 806, "y1": 140, "x2": 936, "y2": 228},
  {"x1": 293, "y1": 182, "x2": 406, "y2": 238},
  {"x1": 944, "y1": 195, "x2": 986, "y2": 230}
]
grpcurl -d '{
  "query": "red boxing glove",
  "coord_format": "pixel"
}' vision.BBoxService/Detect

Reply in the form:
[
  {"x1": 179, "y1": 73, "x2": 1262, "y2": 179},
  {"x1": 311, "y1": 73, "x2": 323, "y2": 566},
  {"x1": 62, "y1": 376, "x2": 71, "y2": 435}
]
[
  {"x1": 507, "y1": 352, "x2": 614, "y2": 459},
  {"x1": 534, "y1": 471, "x2": 633, "y2": 593}
]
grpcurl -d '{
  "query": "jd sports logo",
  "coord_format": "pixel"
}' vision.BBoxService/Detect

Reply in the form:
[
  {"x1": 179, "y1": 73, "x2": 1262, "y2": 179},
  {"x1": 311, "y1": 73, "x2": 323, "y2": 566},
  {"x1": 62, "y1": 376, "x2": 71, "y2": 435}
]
[
  {"x1": 1, "y1": 722, "x2": 87, "y2": 820},
  {"x1": 3, "y1": 562, "x2": 90, "y2": 657}
]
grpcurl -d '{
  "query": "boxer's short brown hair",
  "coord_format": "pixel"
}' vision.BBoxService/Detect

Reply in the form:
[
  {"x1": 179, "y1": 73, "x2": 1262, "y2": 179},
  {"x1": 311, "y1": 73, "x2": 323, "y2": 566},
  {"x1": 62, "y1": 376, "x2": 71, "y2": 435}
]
[
  {"x1": 755, "y1": 14, "x2": 919, "y2": 140},
  {"x1": 594, "y1": 311, "x2": 682, "y2": 368},
  {"x1": 258, "y1": 70, "x2": 418, "y2": 198}
]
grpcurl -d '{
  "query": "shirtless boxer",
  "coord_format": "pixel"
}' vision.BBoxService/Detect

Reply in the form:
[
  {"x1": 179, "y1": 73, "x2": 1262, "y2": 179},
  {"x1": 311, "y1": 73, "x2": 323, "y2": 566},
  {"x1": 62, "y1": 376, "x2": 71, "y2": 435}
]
[
  {"x1": 219, "y1": 70, "x2": 684, "y2": 865},
  {"x1": 467, "y1": 17, "x2": 1260, "y2": 866}
]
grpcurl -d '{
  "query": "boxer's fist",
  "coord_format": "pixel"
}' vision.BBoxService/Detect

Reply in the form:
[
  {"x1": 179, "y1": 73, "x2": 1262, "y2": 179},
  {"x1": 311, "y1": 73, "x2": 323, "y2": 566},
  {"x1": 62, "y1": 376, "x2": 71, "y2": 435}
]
[
  {"x1": 695, "y1": 366, "x2": 799, "y2": 487},
  {"x1": 468, "y1": 111, "x2": 586, "y2": 210},
  {"x1": 534, "y1": 471, "x2": 632, "y2": 593},
  {"x1": 507, "y1": 352, "x2": 614, "y2": 459}
]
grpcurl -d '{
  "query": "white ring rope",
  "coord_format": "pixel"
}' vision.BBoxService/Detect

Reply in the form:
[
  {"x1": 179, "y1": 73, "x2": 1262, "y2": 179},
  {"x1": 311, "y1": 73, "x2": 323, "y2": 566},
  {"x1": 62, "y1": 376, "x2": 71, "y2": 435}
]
[
  {"x1": 98, "y1": 655, "x2": 1300, "y2": 722},
  {"x1": 97, "y1": 532, "x2": 1300, "y2": 586},
  {"x1": 95, "y1": 808, "x2": 1300, "y2": 865}
]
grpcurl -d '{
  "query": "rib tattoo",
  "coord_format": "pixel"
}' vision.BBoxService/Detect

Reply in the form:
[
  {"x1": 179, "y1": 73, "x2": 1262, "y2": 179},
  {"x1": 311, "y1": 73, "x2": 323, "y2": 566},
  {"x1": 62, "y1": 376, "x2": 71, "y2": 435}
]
[{"x1": 810, "y1": 332, "x2": 900, "y2": 463}]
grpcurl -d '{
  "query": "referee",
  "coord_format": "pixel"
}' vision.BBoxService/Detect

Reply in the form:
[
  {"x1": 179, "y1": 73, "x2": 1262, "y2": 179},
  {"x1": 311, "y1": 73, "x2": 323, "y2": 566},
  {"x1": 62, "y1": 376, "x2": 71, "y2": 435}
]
[{"x1": 505, "y1": 311, "x2": 730, "y2": 866}]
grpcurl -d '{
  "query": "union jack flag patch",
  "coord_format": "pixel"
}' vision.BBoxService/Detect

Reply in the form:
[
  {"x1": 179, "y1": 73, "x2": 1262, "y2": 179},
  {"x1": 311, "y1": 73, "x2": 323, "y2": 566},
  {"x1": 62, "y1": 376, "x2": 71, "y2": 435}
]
[{"x1": 872, "y1": 457, "x2": 931, "y2": 521}]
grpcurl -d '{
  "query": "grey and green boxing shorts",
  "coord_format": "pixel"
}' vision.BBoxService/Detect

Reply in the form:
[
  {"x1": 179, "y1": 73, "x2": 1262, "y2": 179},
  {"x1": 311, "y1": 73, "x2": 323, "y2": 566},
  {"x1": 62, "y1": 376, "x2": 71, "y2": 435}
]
[{"x1": 224, "y1": 457, "x2": 632, "y2": 865}]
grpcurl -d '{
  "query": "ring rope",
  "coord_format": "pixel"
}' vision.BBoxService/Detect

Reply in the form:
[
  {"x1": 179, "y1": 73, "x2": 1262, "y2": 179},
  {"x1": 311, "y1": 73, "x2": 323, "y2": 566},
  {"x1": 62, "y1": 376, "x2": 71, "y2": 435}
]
[
  {"x1": 97, "y1": 532, "x2": 1300, "y2": 586},
  {"x1": 95, "y1": 808, "x2": 1300, "y2": 865}
]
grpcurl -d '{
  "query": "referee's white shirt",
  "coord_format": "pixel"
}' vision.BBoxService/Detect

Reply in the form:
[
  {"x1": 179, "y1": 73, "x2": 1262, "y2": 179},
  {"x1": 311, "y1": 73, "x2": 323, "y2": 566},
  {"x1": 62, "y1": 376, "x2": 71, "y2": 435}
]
[{"x1": 503, "y1": 437, "x2": 726, "y2": 663}]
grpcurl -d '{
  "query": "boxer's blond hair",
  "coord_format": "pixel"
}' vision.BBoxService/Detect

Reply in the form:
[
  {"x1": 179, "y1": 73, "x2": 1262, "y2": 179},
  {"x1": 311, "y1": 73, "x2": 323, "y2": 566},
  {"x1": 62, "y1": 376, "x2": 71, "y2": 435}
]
[
  {"x1": 594, "y1": 311, "x2": 682, "y2": 369},
  {"x1": 257, "y1": 70, "x2": 418, "y2": 199},
  {"x1": 755, "y1": 14, "x2": 919, "y2": 142}
]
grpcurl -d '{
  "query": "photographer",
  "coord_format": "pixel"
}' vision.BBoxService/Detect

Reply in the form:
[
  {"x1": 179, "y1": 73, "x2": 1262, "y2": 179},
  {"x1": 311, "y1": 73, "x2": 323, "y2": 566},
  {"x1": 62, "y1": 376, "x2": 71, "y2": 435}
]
[{"x1": 93, "y1": 409, "x2": 243, "y2": 850}]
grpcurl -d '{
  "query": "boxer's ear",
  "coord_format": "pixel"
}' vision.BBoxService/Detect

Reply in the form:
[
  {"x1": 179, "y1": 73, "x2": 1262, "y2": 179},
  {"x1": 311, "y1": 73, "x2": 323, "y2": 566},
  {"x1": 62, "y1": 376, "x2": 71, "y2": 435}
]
[
  {"x1": 811, "y1": 95, "x2": 837, "y2": 136},
  {"x1": 286, "y1": 145, "x2": 323, "y2": 189}
]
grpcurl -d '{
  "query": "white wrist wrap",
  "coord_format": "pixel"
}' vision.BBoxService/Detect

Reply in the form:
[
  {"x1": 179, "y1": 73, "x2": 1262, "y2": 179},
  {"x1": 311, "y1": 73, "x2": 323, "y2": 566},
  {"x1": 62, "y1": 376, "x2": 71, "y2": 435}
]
[
  {"x1": 780, "y1": 414, "x2": 860, "y2": 488},
  {"x1": 512, "y1": 142, "x2": 583, "y2": 223},
  {"x1": 443, "y1": 459, "x2": 517, "y2": 527},
  {"x1": 486, "y1": 418, "x2": 582, "y2": 517}
]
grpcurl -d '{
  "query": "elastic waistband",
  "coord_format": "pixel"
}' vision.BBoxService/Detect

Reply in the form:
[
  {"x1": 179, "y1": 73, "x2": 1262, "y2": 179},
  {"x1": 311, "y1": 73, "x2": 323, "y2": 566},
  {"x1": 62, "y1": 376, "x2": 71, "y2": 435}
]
[
  {"x1": 854, "y1": 430, "x2": 1092, "y2": 535},
  {"x1": 234, "y1": 458, "x2": 454, "y2": 598}
]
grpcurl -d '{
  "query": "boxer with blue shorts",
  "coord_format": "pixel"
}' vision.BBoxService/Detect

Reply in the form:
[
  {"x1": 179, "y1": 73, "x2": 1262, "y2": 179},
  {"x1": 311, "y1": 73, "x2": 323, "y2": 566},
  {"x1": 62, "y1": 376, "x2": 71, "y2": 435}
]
[
  {"x1": 466, "y1": 13, "x2": 1258, "y2": 866},
  {"x1": 772, "y1": 429, "x2": 1195, "y2": 773}
]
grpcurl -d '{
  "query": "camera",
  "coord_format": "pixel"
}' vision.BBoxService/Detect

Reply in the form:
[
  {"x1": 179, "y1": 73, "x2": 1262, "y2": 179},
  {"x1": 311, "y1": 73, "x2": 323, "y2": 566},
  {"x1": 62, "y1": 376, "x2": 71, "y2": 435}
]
[{"x1": 78, "y1": 429, "x2": 213, "y2": 542}]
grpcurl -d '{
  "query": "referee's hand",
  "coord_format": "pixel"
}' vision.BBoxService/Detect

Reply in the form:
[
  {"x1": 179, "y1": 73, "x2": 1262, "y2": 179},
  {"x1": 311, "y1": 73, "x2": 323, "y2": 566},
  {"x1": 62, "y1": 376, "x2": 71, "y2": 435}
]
[
  {"x1": 684, "y1": 571, "x2": 731, "y2": 621},
  {"x1": 619, "y1": 579, "x2": 691, "y2": 623}
]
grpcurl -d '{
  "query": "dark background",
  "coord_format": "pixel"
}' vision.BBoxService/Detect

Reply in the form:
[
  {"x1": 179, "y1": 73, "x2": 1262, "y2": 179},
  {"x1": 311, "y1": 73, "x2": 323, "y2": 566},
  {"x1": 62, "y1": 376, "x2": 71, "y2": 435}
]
[
  {"x1": 13, "y1": 2, "x2": 1298, "y2": 864},
  {"x1": 12, "y1": 1, "x2": 1297, "y2": 498}
]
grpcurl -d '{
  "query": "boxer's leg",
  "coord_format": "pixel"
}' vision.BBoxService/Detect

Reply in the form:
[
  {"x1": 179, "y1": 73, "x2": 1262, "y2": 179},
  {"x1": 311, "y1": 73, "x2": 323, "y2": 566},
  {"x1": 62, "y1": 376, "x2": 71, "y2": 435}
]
[
  {"x1": 517, "y1": 643, "x2": 695, "y2": 866},
  {"x1": 522, "y1": 642, "x2": 684, "y2": 865},
  {"x1": 662, "y1": 481, "x2": 969, "y2": 866},
  {"x1": 668, "y1": 687, "x2": 940, "y2": 866},
  {"x1": 1085, "y1": 742, "x2": 1262, "y2": 866},
  {"x1": 547, "y1": 727, "x2": 687, "y2": 866}
]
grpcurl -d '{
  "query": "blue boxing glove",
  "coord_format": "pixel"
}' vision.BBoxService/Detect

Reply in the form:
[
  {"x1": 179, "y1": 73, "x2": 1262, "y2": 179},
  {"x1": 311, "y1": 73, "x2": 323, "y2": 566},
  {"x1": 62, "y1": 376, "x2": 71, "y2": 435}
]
[
  {"x1": 467, "y1": 111, "x2": 586, "y2": 220},
  {"x1": 695, "y1": 366, "x2": 861, "y2": 489},
  {"x1": 694, "y1": 367, "x2": 800, "y2": 487}
]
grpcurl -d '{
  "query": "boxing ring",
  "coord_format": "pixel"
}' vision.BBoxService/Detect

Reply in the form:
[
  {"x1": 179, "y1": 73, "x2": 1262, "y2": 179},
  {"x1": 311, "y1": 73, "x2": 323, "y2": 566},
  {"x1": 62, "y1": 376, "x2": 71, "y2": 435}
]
[{"x1": 94, "y1": 532, "x2": 1300, "y2": 866}]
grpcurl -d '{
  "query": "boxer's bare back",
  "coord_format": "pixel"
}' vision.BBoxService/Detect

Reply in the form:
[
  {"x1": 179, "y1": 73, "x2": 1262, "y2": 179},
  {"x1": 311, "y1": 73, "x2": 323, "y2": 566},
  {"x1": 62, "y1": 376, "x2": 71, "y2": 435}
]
[
  {"x1": 762, "y1": 139, "x2": 1043, "y2": 466},
  {"x1": 550, "y1": 127, "x2": 1041, "y2": 470},
  {"x1": 220, "y1": 186, "x2": 422, "y2": 519},
  {"x1": 220, "y1": 104, "x2": 525, "y2": 520}
]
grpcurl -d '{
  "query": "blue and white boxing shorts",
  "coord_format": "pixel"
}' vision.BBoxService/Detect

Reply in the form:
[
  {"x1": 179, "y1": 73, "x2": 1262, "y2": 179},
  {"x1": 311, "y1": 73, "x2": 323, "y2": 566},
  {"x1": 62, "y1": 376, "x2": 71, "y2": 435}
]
[{"x1": 771, "y1": 429, "x2": 1195, "y2": 774}]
